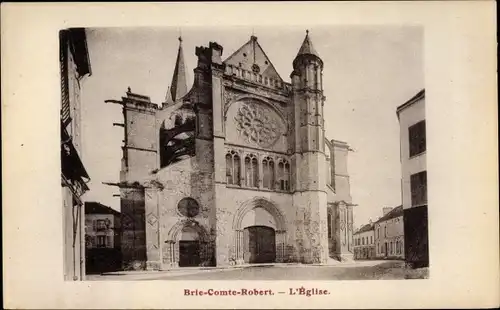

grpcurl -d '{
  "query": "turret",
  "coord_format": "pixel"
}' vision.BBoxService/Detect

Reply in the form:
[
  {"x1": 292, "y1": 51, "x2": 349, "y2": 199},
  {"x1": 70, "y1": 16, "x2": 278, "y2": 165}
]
[
  {"x1": 291, "y1": 30, "x2": 323, "y2": 92},
  {"x1": 291, "y1": 30, "x2": 325, "y2": 154},
  {"x1": 290, "y1": 30, "x2": 329, "y2": 264}
]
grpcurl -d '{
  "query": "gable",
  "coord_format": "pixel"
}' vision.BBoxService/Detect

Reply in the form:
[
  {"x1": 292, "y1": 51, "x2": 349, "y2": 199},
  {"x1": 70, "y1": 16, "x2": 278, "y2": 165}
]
[{"x1": 223, "y1": 36, "x2": 282, "y2": 82}]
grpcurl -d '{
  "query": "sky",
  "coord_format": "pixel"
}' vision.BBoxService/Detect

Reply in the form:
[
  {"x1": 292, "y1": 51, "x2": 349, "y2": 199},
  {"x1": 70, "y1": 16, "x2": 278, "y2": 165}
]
[{"x1": 81, "y1": 26, "x2": 423, "y2": 229}]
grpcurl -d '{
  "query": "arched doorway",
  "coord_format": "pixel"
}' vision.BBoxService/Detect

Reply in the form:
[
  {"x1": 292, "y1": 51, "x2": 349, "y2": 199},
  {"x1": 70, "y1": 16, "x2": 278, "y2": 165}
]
[
  {"x1": 165, "y1": 219, "x2": 212, "y2": 268},
  {"x1": 233, "y1": 197, "x2": 287, "y2": 264},
  {"x1": 244, "y1": 226, "x2": 276, "y2": 263},
  {"x1": 178, "y1": 226, "x2": 201, "y2": 267}
]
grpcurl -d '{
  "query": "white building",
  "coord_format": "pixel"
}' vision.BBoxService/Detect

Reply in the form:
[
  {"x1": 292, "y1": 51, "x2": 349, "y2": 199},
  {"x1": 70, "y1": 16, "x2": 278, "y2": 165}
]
[
  {"x1": 353, "y1": 222, "x2": 375, "y2": 260},
  {"x1": 397, "y1": 89, "x2": 429, "y2": 268},
  {"x1": 374, "y1": 206, "x2": 405, "y2": 259}
]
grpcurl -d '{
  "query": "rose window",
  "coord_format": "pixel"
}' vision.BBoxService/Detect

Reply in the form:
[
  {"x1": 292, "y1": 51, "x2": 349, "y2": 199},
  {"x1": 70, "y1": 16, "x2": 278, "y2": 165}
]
[{"x1": 234, "y1": 103, "x2": 282, "y2": 148}]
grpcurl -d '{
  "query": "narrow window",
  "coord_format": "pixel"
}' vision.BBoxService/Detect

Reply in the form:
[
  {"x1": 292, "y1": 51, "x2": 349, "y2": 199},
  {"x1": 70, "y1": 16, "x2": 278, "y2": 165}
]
[
  {"x1": 284, "y1": 162, "x2": 290, "y2": 191},
  {"x1": 269, "y1": 160, "x2": 275, "y2": 190},
  {"x1": 234, "y1": 154, "x2": 241, "y2": 185},
  {"x1": 409, "y1": 120, "x2": 426, "y2": 157},
  {"x1": 245, "y1": 157, "x2": 252, "y2": 187},
  {"x1": 278, "y1": 162, "x2": 285, "y2": 190},
  {"x1": 410, "y1": 171, "x2": 428, "y2": 206},
  {"x1": 226, "y1": 154, "x2": 233, "y2": 184},
  {"x1": 263, "y1": 159, "x2": 269, "y2": 189},
  {"x1": 327, "y1": 213, "x2": 332, "y2": 239},
  {"x1": 252, "y1": 157, "x2": 259, "y2": 187}
]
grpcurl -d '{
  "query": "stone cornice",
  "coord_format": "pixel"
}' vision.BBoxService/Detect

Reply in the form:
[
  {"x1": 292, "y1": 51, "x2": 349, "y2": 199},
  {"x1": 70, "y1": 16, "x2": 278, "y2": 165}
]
[{"x1": 223, "y1": 77, "x2": 290, "y2": 103}]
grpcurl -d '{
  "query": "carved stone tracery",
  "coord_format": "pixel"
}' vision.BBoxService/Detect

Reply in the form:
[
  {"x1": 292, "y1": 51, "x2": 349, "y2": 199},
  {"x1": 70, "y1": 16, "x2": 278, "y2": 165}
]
[{"x1": 234, "y1": 102, "x2": 283, "y2": 148}]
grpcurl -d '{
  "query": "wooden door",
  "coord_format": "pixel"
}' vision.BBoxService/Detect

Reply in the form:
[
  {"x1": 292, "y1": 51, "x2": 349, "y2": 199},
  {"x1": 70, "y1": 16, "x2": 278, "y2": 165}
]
[{"x1": 244, "y1": 226, "x2": 276, "y2": 263}]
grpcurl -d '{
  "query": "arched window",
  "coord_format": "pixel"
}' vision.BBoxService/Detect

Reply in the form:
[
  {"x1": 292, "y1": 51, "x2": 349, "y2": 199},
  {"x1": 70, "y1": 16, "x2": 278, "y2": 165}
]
[
  {"x1": 262, "y1": 157, "x2": 275, "y2": 189},
  {"x1": 245, "y1": 155, "x2": 259, "y2": 188},
  {"x1": 234, "y1": 154, "x2": 241, "y2": 185},
  {"x1": 245, "y1": 156, "x2": 251, "y2": 186},
  {"x1": 226, "y1": 151, "x2": 241, "y2": 185},
  {"x1": 226, "y1": 154, "x2": 233, "y2": 185},
  {"x1": 252, "y1": 157, "x2": 259, "y2": 187},
  {"x1": 278, "y1": 159, "x2": 290, "y2": 191}
]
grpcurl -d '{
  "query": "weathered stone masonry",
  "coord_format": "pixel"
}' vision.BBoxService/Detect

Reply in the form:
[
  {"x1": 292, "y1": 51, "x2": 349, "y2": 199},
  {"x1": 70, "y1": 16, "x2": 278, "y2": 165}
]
[{"x1": 107, "y1": 32, "x2": 355, "y2": 270}]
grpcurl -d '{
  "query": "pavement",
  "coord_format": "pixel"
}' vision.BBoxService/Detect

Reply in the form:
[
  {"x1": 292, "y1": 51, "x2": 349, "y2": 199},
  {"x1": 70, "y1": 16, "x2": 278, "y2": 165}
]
[{"x1": 86, "y1": 260, "x2": 428, "y2": 281}]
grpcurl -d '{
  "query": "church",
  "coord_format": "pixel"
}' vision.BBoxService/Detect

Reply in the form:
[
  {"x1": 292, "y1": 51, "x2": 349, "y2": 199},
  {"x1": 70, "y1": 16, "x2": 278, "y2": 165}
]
[{"x1": 106, "y1": 31, "x2": 356, "y2": 270}]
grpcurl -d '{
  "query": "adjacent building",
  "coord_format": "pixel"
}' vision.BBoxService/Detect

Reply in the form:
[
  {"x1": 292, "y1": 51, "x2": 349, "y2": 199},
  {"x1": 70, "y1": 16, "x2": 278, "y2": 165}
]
[
  {"x1": 374, "y1": 206, "x2": 405, "y2": 259},
  {"x1": 353, "y1": 221, "x2": 375, "y2": 260},
  {"x1": 85, "y1": 202, "x2": 122, "y2": 273},
  {"x1": 60, "y1": 28, "x2": 92, "y2": 281},
  {"x1": 397, "y1": 89, "x2": 429, "y2": 268},
  {"x1": 106, "y1": 31, "x2": 356, "y2": 270}
]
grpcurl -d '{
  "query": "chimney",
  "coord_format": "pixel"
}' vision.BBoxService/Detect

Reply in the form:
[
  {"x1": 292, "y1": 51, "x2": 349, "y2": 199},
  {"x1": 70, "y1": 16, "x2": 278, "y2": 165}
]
[{"x1": 383, "y1": 207, "x2": 392, "y2": 216}]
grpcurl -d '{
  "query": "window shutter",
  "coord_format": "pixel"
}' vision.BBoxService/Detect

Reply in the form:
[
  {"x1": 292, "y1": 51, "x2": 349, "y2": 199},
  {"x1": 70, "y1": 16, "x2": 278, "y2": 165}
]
[{"x1": 60, "y1": 32, "x2": 71, "y2": 127}]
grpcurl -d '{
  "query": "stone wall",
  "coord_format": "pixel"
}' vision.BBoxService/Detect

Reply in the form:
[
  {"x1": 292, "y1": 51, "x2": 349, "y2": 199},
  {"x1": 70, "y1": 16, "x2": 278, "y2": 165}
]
[{"x1": 120, "y1": 187, "x2": 146, "y2": 270}]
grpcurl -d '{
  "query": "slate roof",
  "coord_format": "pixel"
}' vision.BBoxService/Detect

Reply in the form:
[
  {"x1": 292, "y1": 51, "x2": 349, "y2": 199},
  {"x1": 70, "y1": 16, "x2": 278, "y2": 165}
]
[
  {"x1": 354, "y1": 223, "x2": 374, "y2": 235},
  {"x1": 396, "y1": 89, "x2": 425, "y2": 114},
  {"x1": 375, "y1": 205, "x2": 404, "y2": 224},
  {"x1": 85, "y1": 202, "x2": 120, "y2": 215},
  {"x1": 295, "y1": 30, "x2": 320, "y2": 59},
  {"x1": 166, "y1": 37, "x2": 188, "y2": 105}
]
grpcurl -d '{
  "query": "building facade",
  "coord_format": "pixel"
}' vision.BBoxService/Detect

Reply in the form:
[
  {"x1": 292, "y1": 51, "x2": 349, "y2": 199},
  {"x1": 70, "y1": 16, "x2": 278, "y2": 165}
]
[
  {"x1": 60, "y1": 28, "x2": 92, "y2": 281},
  {"x1": 85, "y1": 202, "x2": 122, "y2": 273},
  {"x1": 353, "y1": 222, "x2": 375, "y2": 260},
  {"x1": 374, "y1": 206, "x2": 405, "y2": 259},
  {"x1": 397, "y1": 89, "x2": 429, "y2": 268},
  {"x1": 107, "y1": 32, "x2": 355, "y2": 270}
]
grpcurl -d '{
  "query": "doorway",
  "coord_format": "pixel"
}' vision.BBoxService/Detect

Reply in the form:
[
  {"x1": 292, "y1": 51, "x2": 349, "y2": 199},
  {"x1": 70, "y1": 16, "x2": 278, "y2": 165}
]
[
  {"x1": 179, "y1": 241, "x2": 200, "y2": 267},
  {"x1": 243, "y1": 226, "x2": 276, "y2": 264},
  {"x1": 178, "y1": 226, "x2": 201, "y2": 267}
]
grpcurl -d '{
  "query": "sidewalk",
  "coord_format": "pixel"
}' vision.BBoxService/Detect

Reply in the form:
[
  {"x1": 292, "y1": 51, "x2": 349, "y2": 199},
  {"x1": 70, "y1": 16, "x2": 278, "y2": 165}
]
[
  {"x1": 87, "y1": 267, "x2": 245, "y2": 281},
  {"x1": 86, "y1": 260, "x2": 396, "y2": 281}
]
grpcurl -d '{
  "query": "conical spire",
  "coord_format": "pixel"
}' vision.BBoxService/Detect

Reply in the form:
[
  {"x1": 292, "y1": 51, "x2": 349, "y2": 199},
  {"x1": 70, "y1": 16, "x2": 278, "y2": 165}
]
[
  {"x1": 295, "y1": 29, "x2": 320, "y2": 59},
  {"x1": 164, "y1": 86, "x2": 174, "y2": 106},
  {"x1": 169, "y1": 36, "x2": 188, "y2": 102}
]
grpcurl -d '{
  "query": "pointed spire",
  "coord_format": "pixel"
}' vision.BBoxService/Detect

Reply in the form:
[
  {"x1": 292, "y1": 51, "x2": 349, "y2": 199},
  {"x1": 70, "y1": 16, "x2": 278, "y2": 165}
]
[
  {"x1": 164, "y1": 86, "x2": 174, "y2": 106},
  {"x1": 296, "y1": 29, "x2": 320, "y2": 59},
  {"x1": 169, "y1": 36, "x2": 188, "y2": 103}
]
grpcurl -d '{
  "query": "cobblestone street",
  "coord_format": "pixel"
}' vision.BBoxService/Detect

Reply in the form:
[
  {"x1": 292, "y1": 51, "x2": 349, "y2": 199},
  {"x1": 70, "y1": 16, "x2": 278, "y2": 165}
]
[{"x1": 86, "y1": 260, "x2": 428, "y2": 281}]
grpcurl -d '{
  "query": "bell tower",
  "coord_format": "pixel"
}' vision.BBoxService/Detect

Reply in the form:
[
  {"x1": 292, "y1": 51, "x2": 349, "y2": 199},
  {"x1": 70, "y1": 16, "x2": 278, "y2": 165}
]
[{"x1": 291, "y1": 30, "x2": 329, "y2": 264}]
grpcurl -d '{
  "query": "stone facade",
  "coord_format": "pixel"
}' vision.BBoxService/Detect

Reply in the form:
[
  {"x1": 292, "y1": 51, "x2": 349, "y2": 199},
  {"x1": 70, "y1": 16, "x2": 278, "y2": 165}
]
[
  {"x1": 108, "y1": 32, "x2": 355, "y2": 269},
  {"x1": 60, "y1": 28, "x2": 92, "y2": 280},
  {"x1": 353, "y1": 223, "x2": 375, "y2": 260}
]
